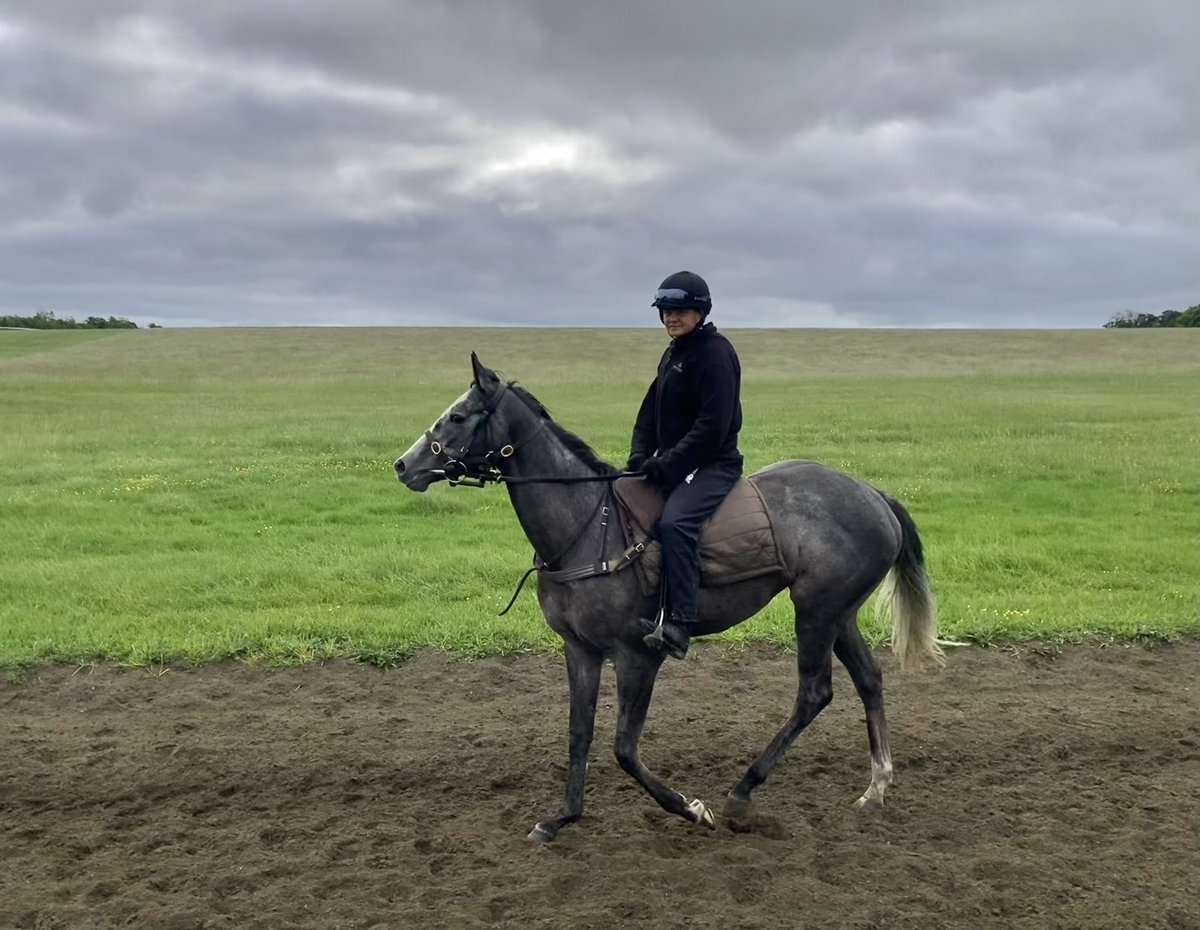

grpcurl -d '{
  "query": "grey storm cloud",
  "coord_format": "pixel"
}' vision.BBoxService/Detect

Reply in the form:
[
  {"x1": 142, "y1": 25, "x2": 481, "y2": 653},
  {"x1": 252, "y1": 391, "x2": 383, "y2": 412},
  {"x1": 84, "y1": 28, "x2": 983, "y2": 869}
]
[{"x1": 0, "y1": 0, "x2": 1195, "y2": 328}]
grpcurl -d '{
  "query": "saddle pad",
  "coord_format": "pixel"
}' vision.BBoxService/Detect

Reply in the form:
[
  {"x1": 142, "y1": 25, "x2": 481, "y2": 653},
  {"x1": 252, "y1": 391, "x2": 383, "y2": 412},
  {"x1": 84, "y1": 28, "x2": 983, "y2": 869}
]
[{"x1": 613, "y1": 476, "x2": 787, "y2": 596}]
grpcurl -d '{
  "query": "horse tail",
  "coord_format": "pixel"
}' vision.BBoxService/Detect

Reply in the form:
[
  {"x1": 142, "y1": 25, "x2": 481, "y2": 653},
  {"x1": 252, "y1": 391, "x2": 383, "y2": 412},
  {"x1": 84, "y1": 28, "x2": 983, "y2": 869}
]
[{"x1": 873, "y1": 493, "x2": 944, "y2": 672}]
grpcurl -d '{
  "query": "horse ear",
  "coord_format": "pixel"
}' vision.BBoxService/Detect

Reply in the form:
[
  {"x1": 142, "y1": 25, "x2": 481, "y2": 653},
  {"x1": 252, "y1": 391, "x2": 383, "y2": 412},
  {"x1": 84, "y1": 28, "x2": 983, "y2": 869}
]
[{"x1": 471, "y1": 351, "x2": 498, "y2": 388}]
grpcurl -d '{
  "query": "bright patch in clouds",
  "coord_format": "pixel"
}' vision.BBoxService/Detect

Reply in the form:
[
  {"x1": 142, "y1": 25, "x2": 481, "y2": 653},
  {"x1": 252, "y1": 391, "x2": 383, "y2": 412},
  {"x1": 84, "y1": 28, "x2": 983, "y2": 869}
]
[{"x1": 459, "y1": 131, "x2": 661, "y2": 195}]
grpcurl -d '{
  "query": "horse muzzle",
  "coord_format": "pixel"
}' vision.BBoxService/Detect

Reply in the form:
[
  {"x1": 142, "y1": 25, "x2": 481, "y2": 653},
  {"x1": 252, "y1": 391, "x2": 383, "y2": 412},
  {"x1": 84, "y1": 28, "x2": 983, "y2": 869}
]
[{"x1": 394, "y1": 456, "x2": 434, "y2": 491}]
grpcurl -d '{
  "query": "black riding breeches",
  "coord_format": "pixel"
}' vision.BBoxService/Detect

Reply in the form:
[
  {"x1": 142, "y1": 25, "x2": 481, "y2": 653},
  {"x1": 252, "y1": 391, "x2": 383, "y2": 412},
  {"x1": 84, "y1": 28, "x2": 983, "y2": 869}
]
[{"x1": 657, "y1": 461, "x2": 742, "y2": 627}]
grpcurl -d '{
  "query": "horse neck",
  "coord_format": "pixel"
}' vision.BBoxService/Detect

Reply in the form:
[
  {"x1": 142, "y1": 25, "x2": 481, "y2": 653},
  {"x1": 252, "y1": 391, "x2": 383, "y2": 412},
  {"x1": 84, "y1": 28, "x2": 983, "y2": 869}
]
[{"x1": 501, "y1": 417, "x2": 611, "y2": 566}]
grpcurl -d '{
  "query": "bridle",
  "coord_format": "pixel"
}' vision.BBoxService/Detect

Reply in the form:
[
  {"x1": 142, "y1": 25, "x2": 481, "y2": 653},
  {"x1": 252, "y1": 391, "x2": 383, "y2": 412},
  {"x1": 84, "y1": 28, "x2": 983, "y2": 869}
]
[{"x1": 424, "y1": 381, "x2": 548, "y2": 487}]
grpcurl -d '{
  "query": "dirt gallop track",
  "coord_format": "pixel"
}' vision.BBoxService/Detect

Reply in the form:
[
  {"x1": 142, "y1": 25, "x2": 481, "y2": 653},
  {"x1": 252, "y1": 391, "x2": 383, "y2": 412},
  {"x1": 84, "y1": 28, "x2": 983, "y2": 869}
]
[{"x1": 3, "y1": 642, "x2": 1197, "y2": 930}]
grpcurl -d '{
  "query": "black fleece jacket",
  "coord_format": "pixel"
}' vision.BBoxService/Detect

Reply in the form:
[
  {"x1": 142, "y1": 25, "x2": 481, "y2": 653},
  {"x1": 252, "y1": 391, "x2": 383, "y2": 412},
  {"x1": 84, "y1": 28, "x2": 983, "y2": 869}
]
[{"x1": 630, "y1": 322, "x2": 743, "y2": 487}]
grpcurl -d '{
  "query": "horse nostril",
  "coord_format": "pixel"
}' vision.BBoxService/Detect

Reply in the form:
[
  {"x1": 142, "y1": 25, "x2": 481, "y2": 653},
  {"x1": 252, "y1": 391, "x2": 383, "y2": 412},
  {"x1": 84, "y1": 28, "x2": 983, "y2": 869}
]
[{"x1": 394, "y1": 458, "x2": 406, "y2": 475}]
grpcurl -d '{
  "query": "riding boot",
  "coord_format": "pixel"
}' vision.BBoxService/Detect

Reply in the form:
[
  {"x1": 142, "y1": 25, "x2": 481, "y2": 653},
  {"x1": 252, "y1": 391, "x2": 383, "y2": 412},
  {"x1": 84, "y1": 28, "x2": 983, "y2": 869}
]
[
  {"x1": 661, "y1": 615, "x2": 696, "y2": 660},
  {"x1": 640, "y1": 614, "x2": 696, "y2": 661}
]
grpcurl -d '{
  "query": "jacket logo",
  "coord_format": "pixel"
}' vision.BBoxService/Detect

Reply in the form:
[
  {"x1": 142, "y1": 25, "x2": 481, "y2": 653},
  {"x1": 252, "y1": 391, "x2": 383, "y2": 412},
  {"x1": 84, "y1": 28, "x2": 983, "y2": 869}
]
[{"x1": 670, "y1": 362, "x2": 684, "y2": 373}]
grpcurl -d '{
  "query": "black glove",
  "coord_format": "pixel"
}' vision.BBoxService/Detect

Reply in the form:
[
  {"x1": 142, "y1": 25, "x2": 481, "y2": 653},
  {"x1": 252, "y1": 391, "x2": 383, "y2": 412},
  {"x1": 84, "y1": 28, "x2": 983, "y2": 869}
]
[
  {"x1": 641, "y1": 456, "x2": 669, "y2": 487},
  {"x1": 625, "y1": 453, "x2": 647, "y2": 473}
]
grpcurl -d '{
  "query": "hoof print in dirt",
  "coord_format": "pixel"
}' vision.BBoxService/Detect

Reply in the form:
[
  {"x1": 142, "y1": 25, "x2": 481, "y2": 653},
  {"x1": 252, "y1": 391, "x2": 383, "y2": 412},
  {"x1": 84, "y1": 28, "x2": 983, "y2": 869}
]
[{"x1": 724, "y1": 812, "x2": 791, "y2": 840}]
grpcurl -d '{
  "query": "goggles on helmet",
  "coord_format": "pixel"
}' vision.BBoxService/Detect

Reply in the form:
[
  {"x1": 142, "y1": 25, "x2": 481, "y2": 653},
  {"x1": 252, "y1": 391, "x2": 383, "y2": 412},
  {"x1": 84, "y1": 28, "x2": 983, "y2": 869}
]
[{"x1": 652, "y1": 288, "x2": 711, "y2": 311}]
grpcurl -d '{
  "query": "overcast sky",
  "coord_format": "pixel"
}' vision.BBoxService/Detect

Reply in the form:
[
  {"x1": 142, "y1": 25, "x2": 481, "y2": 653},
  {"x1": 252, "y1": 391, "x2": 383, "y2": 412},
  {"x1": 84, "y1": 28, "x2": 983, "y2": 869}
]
[{"x1": 1, "y1": 1, "x2": 1196, "y2": 328}]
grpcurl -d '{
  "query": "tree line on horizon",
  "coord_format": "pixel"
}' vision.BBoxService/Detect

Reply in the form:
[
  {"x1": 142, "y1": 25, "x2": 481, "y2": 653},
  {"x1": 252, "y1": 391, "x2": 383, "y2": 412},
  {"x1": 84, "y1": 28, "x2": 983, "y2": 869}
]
[
  {"x1": 0, "y1": 311, "x2": 158, "y2": 330},
  {"x1": 1104, "y1": 305, "x2": 1200, "y2": 328},
  {"x1": 5, "y1": 306, "x2": 1198, "y2": 331}
]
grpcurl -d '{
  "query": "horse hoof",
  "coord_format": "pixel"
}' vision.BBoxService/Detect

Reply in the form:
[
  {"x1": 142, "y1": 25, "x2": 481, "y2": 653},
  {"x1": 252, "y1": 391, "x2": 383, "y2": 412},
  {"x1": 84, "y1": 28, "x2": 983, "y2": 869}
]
[
  {"x1": 685, "y1": 798, "x2": 716, "y2": 830},
  {"x1": 527, "y1": 823, "x2": 556, "y2": 843},
  {"x1": 854, "y1": 796, "x2": 883, "y2": 816},
  {"x1": 723, "y1": 793, "x2": 753, "y2": 820}
]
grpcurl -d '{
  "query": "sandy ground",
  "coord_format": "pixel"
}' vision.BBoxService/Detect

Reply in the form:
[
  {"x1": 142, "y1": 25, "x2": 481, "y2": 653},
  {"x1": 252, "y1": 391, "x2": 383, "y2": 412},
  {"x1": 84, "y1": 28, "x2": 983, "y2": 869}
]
[{"x1": 2, "y1": 641, "x2": 1197, "y2": 930}]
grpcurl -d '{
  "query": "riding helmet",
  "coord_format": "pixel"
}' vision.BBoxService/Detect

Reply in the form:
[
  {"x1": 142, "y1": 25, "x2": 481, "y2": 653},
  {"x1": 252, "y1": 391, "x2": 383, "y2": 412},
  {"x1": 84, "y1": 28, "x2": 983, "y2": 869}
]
[{"x1": 652, "y1": 271, "x2": 712, "y2": 321}]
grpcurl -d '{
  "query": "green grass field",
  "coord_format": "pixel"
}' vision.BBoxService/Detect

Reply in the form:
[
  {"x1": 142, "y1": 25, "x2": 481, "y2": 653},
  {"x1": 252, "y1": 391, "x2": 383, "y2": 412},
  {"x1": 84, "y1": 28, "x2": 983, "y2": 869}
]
[{"x1": 1, "y1": 326, "x2": 1196, "y2": 668}]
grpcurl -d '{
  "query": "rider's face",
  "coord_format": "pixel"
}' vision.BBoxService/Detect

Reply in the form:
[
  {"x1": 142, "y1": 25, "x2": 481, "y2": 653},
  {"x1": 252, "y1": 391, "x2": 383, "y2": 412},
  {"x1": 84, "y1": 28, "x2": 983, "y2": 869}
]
[{"x1": 661, "y1": 308, "x2": 702, "y2": 339}]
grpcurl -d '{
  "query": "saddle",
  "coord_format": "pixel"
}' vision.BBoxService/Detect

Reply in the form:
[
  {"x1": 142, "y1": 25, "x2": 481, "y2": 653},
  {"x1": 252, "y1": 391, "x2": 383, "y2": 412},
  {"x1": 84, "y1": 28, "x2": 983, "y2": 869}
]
[{"x1": 612, "y1": 475, "x2": 788, "y2": 597}]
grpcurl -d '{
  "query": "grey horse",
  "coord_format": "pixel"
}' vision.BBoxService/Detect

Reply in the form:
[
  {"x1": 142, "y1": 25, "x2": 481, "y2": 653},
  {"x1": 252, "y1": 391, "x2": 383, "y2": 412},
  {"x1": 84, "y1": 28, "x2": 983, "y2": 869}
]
[{"x1": 395, "y1": 354, "x2": 943, "y2": 842}]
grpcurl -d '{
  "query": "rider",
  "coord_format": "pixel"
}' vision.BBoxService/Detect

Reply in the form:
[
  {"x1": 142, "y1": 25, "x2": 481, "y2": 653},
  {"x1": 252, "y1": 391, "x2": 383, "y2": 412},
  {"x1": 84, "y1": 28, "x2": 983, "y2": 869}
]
[{"x1": 626, "y1": 271, "x2": 744, "y2": 659}]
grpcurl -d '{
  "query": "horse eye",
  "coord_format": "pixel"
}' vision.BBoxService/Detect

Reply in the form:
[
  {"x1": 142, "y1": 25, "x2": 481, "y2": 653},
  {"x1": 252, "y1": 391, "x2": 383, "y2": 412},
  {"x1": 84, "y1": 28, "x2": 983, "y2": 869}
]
[{"x1": 449, "y1": 413, "x2": 465, "y2": 424}]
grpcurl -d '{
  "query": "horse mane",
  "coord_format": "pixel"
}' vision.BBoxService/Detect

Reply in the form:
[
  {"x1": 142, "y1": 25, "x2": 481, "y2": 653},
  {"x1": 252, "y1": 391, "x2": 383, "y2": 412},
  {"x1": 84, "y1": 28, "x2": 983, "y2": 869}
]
[{"x1": 504, "y1": 381, "x2": 618, "y2": 476}]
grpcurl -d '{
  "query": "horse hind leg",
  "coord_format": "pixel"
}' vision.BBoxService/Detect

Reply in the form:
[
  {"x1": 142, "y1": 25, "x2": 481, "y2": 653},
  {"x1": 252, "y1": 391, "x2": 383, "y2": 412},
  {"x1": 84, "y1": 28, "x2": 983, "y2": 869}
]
[
  {"x1": 834, "y1": 621, "x2": 893, "y2": 814},
  {"x1": 725, "y1": 604, "x2": 839, "y2": 818}
]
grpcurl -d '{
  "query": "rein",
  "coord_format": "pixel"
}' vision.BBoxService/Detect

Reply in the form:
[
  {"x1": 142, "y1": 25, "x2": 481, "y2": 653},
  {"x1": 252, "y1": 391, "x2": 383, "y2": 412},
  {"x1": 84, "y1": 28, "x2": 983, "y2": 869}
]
[{"x1": 433, "y1": 469, "x2": 638, "y2": 487}]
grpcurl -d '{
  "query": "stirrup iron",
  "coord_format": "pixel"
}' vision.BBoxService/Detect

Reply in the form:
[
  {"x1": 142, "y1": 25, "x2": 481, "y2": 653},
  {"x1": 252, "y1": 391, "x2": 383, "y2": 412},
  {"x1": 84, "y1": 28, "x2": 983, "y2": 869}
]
[{"x1": 639, "y1": 608, "x2": 666, "y2": 648}]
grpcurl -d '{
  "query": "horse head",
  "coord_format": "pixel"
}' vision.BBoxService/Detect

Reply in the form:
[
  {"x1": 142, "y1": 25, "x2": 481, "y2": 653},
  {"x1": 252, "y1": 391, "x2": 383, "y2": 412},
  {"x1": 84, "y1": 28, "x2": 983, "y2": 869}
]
[{"x1": 394, "y1": 352, "x2": 512, "y2": 492}]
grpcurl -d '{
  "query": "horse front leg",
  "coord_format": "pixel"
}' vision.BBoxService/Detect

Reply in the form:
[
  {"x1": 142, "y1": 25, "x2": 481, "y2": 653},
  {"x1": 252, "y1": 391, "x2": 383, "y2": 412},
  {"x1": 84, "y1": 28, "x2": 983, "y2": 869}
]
[
  {"x1": 528, "y1": 637, "x2": 603, "y2": 843},
  {"x1": 612, "y1": 650, "x2": 716, "y2": 830}
]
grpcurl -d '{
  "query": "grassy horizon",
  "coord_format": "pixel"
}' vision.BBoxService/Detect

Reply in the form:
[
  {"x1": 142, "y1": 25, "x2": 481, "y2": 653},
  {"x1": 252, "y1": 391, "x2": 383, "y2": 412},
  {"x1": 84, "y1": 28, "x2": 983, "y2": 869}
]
[{"x1": 1, "y1": 326, "x2": 1197, "y2": 668}]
